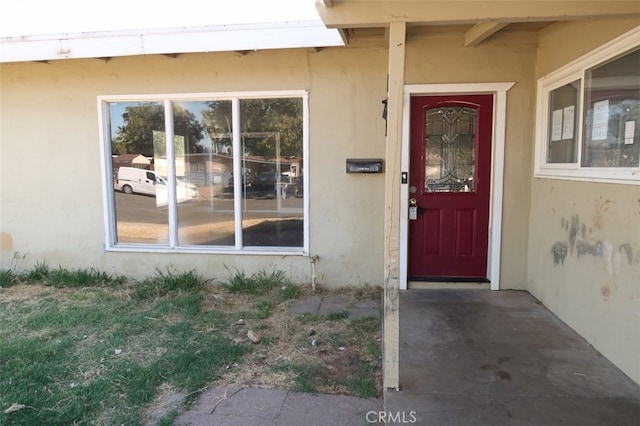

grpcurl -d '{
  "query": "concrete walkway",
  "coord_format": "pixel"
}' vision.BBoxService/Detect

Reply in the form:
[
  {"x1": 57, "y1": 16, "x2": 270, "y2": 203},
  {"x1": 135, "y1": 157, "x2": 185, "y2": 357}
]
[
  {"x1": 286, "y1": 294, "x2": 381, "y2": 319},
  {"x1": 174, "y1": 289, "x2": 640, "y2": 425},
  {"x1": 174, "y1": 386, "x2": 381, "y2": 425}
]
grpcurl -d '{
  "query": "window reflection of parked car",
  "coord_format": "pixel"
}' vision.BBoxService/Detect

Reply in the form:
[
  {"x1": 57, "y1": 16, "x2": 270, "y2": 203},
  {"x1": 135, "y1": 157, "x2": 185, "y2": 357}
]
[
  {"x1": 248, "y1": 171, "x2": 303, "y2": 199},
  {"x1": 215, "y1": 170, "x2": 252, "y2": 199},
  {"x1": 249, "y1": 171, "x2": 279, "y2": 199},
  {"x1": 115, "y1": 167, "x2": 198, "y2": 205},
  {"x1": 283, "y1": 175, "x2": 303, "y2": 198}
]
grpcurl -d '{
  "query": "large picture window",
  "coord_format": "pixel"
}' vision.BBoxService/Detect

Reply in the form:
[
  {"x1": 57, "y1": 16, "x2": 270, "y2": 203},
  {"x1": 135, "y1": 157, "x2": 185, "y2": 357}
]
[
  {"x1": 99, "y1": 92, "x2": 308, "y2": 254},
  {"x1": 535, "y1": 28, "x2": 640, "y2": 184}
]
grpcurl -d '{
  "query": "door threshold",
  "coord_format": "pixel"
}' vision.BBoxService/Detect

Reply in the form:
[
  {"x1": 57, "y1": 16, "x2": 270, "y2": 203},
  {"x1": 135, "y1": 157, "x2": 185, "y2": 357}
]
[{"x1": 408, "y1": 281, "x2": 490, "y2": 290}]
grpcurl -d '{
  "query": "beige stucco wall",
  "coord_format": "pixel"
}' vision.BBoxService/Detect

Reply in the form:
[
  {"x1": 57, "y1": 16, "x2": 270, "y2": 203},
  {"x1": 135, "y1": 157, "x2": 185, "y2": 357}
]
[
  {"x1": 529, "y1": 19, "x2": 640, "y2": 384},
  {"x1": 404, "y1": 30, "x2": 538, "y2": 289},
  {"x1": 0, "y1": 47, "x2": 388, "y2": 287},
  {"x1": 0, "y1": 30, "x2": 539, "y2": 290}
]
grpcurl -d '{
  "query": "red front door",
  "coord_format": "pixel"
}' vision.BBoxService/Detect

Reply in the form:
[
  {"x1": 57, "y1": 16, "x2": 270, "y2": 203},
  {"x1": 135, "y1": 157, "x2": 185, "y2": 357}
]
[{"x1": 408, "y1": 94, "x2": 493, "y2": 280}]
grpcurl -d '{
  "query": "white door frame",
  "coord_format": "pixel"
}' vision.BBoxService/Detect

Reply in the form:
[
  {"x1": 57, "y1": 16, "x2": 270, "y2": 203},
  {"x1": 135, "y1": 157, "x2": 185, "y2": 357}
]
[{"x1": 399, "y1": 82, "x2": 514, "y2": 291}]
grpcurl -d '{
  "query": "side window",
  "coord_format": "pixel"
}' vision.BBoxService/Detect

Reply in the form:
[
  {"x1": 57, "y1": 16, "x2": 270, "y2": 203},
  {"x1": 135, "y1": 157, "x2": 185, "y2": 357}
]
[
  {"x1": 546, "y1": 80, "x2": 580, "y2": 164},
  {"x1": 535, "y1": 28, "x2": 640, "y2": 184},
  {"x1": 101, "y1": 92, "x2": 308, "y2": 253},
  {"x1": 582, "y1": 48, "x2": 640, "y2": 168}
]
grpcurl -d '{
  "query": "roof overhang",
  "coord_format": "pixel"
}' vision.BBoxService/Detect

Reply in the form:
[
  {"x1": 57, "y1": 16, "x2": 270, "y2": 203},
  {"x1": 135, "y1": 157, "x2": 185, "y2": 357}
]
[
  {"x1": 315, "y1": 0, "x2": 640, "y2": 46},
  {"x1": 315, "y1": 0, "x2": 640, "y2": 28},
  {"x1": 0, "y1": 20, "x2": 345, "y2": 63}
]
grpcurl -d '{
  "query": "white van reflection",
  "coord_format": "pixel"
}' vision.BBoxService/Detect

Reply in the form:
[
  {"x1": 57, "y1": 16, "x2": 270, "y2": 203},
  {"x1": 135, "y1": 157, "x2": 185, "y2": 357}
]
[{"x1": 115, "y1": 167, "x2": 198, "y2": 206}]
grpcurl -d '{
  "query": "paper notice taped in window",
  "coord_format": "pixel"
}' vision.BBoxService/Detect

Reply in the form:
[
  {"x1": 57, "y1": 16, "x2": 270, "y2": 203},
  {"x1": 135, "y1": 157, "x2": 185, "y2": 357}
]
[
  {"x1": 591, "y1": 100, "x2": 609, "y2": 141},
  {"x1": 562, "y1": 105, "x2": 575, "y2": 140},
  {"x1": 551, "y1": 109, "x2": 563, "y2": 141},
  {"x1": 624, "y1": 120, "x2": 635, "y2": 145}
]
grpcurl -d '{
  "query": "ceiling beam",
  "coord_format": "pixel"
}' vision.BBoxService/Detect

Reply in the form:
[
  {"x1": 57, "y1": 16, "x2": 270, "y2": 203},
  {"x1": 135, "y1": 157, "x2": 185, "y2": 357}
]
[
  {"x1": 465, "y1": 22, "x2": 509, "y2": 46},
  {"x1": 316, "y1": 1, "x2": 640, "y2": 28},
  {"x1": 337, "y1": 28, "x2": 350, "y2": 45}
]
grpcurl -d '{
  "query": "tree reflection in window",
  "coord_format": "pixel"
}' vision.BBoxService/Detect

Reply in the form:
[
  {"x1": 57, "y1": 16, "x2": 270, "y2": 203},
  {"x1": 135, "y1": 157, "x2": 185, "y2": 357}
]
[{"x1": 107, "y1": 96, "x2": 305, "y2": 250}]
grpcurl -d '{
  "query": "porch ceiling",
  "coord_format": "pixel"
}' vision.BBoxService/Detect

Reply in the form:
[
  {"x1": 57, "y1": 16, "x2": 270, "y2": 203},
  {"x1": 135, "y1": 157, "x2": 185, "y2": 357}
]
[{"x1": 342, "y1": 22, "x2": 551, "y2": 44}]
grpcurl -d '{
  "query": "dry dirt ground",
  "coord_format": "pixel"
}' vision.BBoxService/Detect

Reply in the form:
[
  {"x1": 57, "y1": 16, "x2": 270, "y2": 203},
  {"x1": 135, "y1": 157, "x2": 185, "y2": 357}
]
[{"x1": 207, "y1": 284, "x2": 384, "y2": 397}]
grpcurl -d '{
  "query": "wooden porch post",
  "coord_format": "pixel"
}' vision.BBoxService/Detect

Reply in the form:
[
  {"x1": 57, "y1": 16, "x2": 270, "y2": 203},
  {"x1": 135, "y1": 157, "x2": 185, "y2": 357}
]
[{"x1": 383, "y1": 21, "x2": 406, "y2": 391}]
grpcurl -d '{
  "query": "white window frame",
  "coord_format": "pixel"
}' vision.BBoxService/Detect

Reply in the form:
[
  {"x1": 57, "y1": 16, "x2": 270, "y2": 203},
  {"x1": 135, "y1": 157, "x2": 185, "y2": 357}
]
[
  {"x1": 97, "y1": 90, "x2": 310, "y2": 255},
  {"x1": 534, "y1": 26, "x2": 640, "y2": 185}
]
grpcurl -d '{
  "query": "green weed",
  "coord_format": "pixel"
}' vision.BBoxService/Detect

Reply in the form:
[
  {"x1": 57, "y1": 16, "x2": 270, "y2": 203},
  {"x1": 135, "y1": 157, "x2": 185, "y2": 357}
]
[
  {"x1": 252, "y1": 299, "x2": 272, "y2": 319},
  {"x1": 11, "y1": 262, "x2": 127, "y2": 288},
  {"x1": 275, "y1": 362, "x2": 328, "y2": 393},
  {"x1": 295, "y1": 313, "x2": 322, "y2": 324},
  {"x1": 0, "y1": 269, "x2": 17, "y2": 288},
  {"x1": 222, "y1": 267, "x2": 289, "y2": 295},
  {"x1": 343, "y1": 364, "x2": 378, "y2": 398},
  {"x1": 326, "y1": 310, "x2": 350, "y2": 321},
  {"x1": 280, "y1": 282, "x2": 301, "y2": 300},
  {"x1": 134, "y1": 267, "x2": 207, "y2": 299},
  {"x1": 47, "y1": 267, "x2": 126, "y2": 288},
  {"x1": 0, "y1": 252, "x2": 28, "y2": 287},
  {"x1": 25, "y1": 261, "x2": 50, "y2": 282}
]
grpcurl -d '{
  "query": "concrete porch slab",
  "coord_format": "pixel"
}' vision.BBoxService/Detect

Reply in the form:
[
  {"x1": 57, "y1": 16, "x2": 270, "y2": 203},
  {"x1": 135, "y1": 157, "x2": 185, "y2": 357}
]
[{"x1": 385, "y1": 290, "x2": 640, "y2": 425}]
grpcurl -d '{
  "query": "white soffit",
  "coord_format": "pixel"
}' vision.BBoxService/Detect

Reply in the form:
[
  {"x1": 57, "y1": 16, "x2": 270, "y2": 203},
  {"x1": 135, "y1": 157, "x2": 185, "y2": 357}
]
[{"x1": 0, "y1": 21, "x2": 344, "y2": 63}]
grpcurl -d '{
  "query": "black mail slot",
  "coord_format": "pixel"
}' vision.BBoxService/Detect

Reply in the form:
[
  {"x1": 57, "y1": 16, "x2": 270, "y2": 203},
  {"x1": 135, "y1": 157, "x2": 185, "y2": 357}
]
[{"x1": 346, "y1": 158, "x2": 384, "y2": 173}]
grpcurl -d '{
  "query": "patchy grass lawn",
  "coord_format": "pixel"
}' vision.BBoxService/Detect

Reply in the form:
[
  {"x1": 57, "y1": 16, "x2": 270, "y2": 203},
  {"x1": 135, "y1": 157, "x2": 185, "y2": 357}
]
[{"x1": 0, "y1": 264, "x2": 382, "y2": 425}]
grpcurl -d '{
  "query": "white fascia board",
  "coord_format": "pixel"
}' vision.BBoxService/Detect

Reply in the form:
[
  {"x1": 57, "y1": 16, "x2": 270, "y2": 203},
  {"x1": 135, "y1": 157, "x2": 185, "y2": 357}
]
[
  {"x1": 143, "y1": 23, "x2": 342, "y2": 54},
  {"x1": 0, "y1": 20, "x2": 344, "y2": 63}
]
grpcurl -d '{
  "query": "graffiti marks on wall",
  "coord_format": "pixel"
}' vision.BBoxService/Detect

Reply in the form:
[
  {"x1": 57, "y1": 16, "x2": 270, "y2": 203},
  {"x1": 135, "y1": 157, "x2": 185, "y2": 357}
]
[
  {"x1": 575, "y1": 240, "x2": 603, "y2": 258},
  {"x1": 550, "y1": 214, "x2": 636, "y2": 301},
  {"x1": 551, "y1": 242, "x2": 568, "y2": 265},
  {"x1": 620, "y1": 244, "x2": 633, "y2": 266},
  {"x1": 559, "y1": 215, "x2": 594, "y2": 256},
  {"x1": 551, "y1": 215, "x2": 634, "y2": 270},
  {"x1": 568, "y1": 215, "x2": 580, "y2": 255}
]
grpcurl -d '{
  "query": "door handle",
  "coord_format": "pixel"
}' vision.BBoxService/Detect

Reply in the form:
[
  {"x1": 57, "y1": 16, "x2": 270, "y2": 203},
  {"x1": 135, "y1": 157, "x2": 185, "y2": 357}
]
[{"x1": 409, "y1": 198, "x2": 419, "y2": 220}]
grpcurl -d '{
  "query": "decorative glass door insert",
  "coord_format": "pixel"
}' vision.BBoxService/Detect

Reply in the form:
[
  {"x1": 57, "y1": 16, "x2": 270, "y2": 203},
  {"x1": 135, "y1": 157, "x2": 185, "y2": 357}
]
[{"x1": 425, "y1": 106, "x2": 477, "y2": 193}]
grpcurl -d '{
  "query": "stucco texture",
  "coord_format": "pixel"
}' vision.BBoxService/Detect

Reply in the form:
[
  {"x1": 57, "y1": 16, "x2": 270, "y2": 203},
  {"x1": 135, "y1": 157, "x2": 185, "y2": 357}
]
[
  {"x1": 0, "y1": 47, "x2": 388, "y2": 287},
  {"x1": 529, "y1": 19, "x2": 640, "y2": 384},
  {"x1": 0, "y1": 34, "x2": 538, "y2": 290}
]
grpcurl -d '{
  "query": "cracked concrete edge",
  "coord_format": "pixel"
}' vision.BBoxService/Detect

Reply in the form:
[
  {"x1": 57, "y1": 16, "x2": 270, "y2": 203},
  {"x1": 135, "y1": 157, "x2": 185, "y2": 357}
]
[
  {"x1": 186, "y1": 385, "x2": 242, "y2": 414},
  {"x1": 209, "y1": 386, "x2": 243, "y2": 414},
  {"x1": 274, "y1": 388, "x2": 291, "y2": 423}
]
